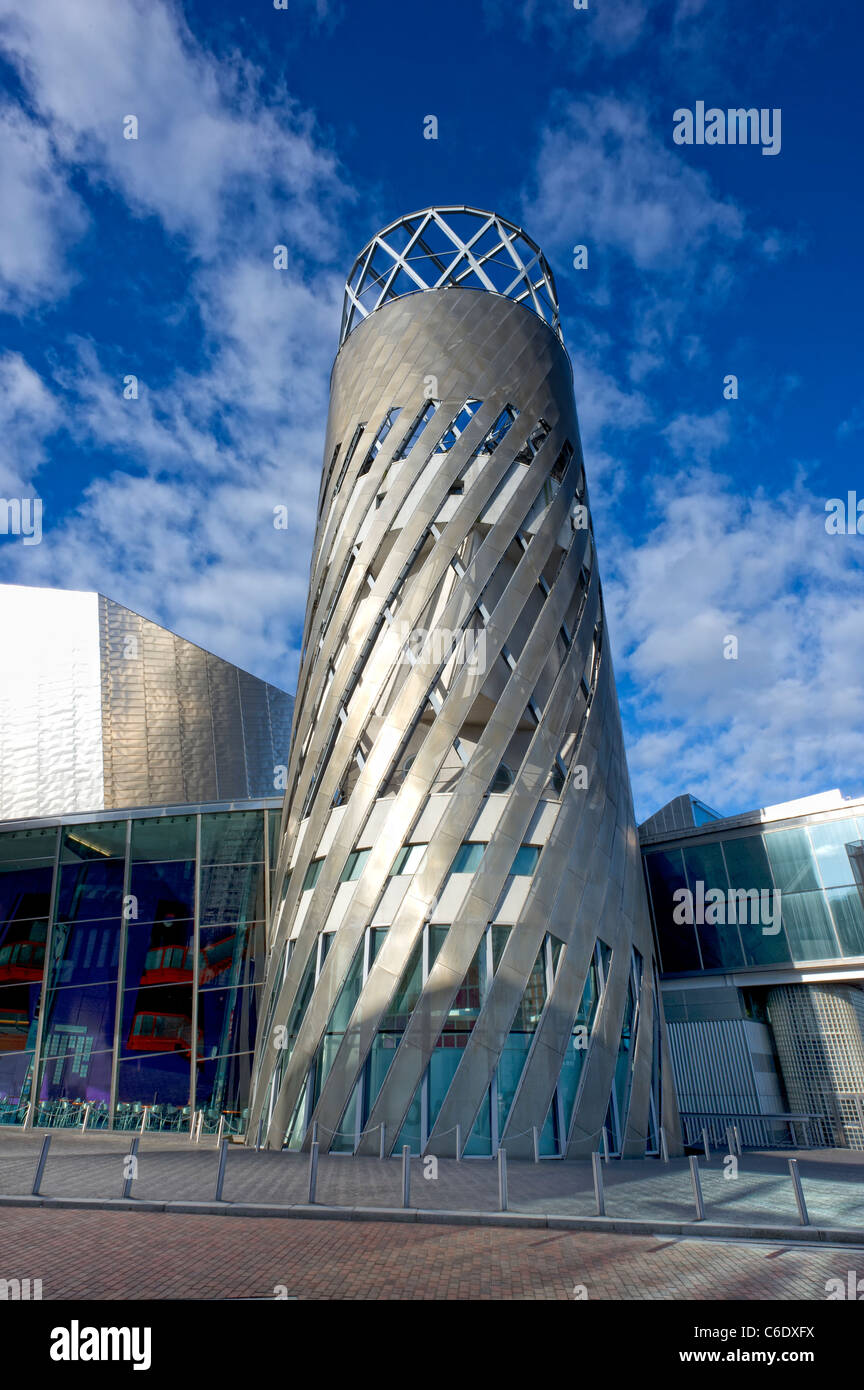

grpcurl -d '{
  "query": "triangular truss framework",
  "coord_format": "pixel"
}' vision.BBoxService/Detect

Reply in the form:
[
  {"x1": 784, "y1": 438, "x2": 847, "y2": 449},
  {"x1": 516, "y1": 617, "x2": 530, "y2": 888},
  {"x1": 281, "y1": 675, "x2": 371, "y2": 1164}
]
[{"x1": 340, "y1": 206, "x2": 561, "y2": 347}]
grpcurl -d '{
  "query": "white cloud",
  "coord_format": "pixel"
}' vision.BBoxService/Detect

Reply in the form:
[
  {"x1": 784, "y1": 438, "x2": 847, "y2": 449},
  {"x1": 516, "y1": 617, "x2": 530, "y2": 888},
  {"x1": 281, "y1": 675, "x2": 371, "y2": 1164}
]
[
  {"x1": 0, "y1": 0, "x2": 357, "y2": 689},
  {"x1": 662, "y1": 410, "x2": 731, "y2": 465},
  {"x1": 0, "y1": 106, "x2": 88, "y2": 310},
  {"x1": 0, "y1": 353, "x2": 62, "y2": 494},
  {"x1": 525, "y1": 95, "x2": 746, "y2": 276},
  {"x1": 602, "y1": 469, "x2": 864, "y2": 818}
]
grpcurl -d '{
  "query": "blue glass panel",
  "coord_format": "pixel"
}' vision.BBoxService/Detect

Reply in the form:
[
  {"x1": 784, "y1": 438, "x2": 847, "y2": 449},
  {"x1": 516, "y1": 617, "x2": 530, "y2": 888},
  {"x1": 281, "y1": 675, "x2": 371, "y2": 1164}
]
[
  {"x1": 116, "y1": 1051, "x2": 192, "y2": 1109},
  {"x1": 808, "y1": 819, "x2": 861, "y2": 889},
  {"x1": 510, "y1": 845, "x2": 540, "y2": 876},
  {"x1": 199, "y1": 921, "x2": 261, "y2": 988},
  {"x1": 58, "y1": 859, "x2": 125, "y2": 921},
  {"x1": 464, "y1": 1086, "x2": 492, "y2": 1156},
  {"x1": 0, "y1": 1051, "x2": 35, "y2": 1117},
  {"x1": 47, "y1": 918, "x2": 120, "y2": 988},
  {"x1": 195, "y1": 1049, "x2": 254, "y2": 1115},
  {"x1": 130, "y1": 815, "x2": 196, "y2": 862},
  {"x1": 200, "y1": 811, "x2": 264, "y2": 864},
  {"x1": 764, "y1": 827, "x2": 822, "y2": 892},
  {"x1": 199, "y1": 861, "x2": 264, "y2": 926},
  {"x1": 129, "y1": 860, "x2": 195, "y2": 923},
  {"x1": 645, "y1": 849, "x2": 701, "y2": 972},
  {"x1": 0, "y1": 863, "x2": 53, "y2": 926},
  {"x1": 0, "y1": 917, "x2": 47, "y2": 986},
  {"x1": 0, "y1": 828, "x2": 57, "y2": 864},
  {"x1": 120, "y1": 982, "x2": 195, "y2": 1069},
  {"x1": 682, "y1": 841, "x2": 743, "y2": 969},
  {"x1": 0, "y1": 980, "x2": 41, "y2": 1058},
  {"x1": 826, "y1": 887, "x2": 864, "y2": 956},
  {"x1": 124, "y1": 922, "x2": 193, "y2": 1007},
  {"x1": 38, "y1": 982, "x2": 116, "y2": 1105},
  {"x1": 198, "y1": 983, "x2": 260, "y2": 1064},
  {"x1": 61, "y1": 822, "x2": 126, "y2": 862},
  {"x1": 720, "y1": 836, "x2": 791, "y2": 966},
  {"x1": 451, "y1": 842, "x2": 485, "y2": 874},
  {"x1": 778, "y1": 890, "x2": 840, "y2": 960}
]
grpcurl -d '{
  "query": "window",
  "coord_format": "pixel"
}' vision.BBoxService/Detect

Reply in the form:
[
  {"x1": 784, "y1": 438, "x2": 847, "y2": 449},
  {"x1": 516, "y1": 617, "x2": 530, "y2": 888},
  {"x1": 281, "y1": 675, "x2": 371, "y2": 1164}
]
[
  {"x1": 302, "y1": 858, "x2": 324, "y2": 892},
  {"x1": 490, "y1": 764, "x2": 513, "y2": 794},
  {"x1": 434, "y1": 399, "x2": 482, "y2": 453},
  {"x1": 390, "y1": 843, "x2": 426, "y2": 876},
  {"x1": 394, "y1": 400, "x2": 439, "y2": 459},
  {"x1": 474, "y1": 405, "x2": 519, "y2": 457},
  {"x1": 340, "y1": 849, "x2": 370, "y2": 883},
  {"x1": 333, "y1": 423, "x2": 366, "y2": 495},
  {"x1": 510, "y1": 845, "x2": 540, "y2": 876},
  {"x1": 359, "y1": 407, "x2": 402, "y2": 475},
  {"x1": 451, "y1": 842, "x2": 486, "y2": 874}
]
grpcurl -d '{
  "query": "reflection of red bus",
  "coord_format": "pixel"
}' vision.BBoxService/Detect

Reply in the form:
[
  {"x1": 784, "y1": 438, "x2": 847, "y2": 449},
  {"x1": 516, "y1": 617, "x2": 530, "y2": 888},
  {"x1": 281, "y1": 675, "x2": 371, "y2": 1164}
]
[
  {"x1": 199, "y1": 933, "x2": 236, "y2": 985},
  {"x1": 0, "y1": 1003, "x2": 29, "y2": 1053},
  {"x1": 127, "y1": 1011, "x2": 203, "y2": 1057},
  {"x1": 140, "y1": 944, "x2": 193, "y2": 986},
  {"x1": 127, "y1": 919, "x2": 199, "y2": 1061},
  {"x1": 0, "y1": 920, "x2": 47, "y2": 984}
]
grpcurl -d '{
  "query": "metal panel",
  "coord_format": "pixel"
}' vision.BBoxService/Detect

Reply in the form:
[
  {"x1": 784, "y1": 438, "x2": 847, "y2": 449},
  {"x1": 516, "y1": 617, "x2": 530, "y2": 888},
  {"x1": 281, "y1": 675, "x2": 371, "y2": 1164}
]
[
  {"x1": 0, "y1": 585, "x2": 103, "y2": 819},
  {"x1": 250, "y1": 208, "x2": 680, "y2": 1157}
]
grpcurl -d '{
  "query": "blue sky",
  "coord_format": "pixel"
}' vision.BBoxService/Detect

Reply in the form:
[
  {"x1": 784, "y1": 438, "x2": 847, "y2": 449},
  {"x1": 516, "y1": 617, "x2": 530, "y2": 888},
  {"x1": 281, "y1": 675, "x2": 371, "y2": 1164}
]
[{"x1": 0, "y1": 0, "x2": 862, "y2": 820}]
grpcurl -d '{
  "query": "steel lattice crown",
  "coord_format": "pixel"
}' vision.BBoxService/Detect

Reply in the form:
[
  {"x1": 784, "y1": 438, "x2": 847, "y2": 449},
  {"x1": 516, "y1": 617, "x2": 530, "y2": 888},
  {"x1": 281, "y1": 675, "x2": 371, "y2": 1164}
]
[{"x1": 340, "y1": 206, "x2": 561, "y2": 347}]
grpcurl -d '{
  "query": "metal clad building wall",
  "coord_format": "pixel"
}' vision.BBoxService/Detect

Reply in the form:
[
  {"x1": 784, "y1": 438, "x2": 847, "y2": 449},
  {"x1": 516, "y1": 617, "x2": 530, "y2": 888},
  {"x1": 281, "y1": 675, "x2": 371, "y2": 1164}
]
[
  {"x1": 0, "y1": 585, "x2": 104, "y2": 819},
  {"x1": 668, "y1": 1018, "x2": 773, "y2": 1114},
  {"x1": 251, "y1": 226, "x2": 680, "y2": 1158},
  {"x1": 99, "y1": 595, "x2": 292, "y2": 808}
]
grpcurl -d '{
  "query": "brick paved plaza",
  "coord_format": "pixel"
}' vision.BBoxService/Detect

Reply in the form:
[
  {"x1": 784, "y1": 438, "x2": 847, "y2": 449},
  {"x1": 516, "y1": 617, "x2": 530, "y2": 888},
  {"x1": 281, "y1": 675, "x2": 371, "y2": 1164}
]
[
  {"x1": 1, "y1": 1205, "x2": 859, "y2": 1301},
  {"x1": 1, "y1": 1131, "x2": 863, "y2": 1237}
]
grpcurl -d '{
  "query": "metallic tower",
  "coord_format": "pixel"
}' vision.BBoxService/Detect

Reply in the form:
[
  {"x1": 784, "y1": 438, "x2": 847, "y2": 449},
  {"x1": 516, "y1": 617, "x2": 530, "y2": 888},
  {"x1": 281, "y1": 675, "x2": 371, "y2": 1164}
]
[{"x1": 250, "y1": 208, "x2": 680, "y2": 1158}]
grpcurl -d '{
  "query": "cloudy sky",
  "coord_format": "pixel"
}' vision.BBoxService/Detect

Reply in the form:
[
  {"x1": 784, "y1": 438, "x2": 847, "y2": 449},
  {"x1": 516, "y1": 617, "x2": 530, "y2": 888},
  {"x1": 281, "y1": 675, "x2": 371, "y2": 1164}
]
[{"x1": 0, "y1": 0, "x2": 861, "y2": 820}]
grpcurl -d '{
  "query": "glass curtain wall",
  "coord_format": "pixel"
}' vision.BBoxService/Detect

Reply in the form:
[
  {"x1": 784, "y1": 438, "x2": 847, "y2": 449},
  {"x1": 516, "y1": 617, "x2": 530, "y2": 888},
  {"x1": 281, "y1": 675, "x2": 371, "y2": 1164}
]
[
  {"x1": 0, "y1": 806, "x2": 273, "y2": 1132},
  {"x1": 645, "y1": 814, "x2": 864, "y2": 973}
]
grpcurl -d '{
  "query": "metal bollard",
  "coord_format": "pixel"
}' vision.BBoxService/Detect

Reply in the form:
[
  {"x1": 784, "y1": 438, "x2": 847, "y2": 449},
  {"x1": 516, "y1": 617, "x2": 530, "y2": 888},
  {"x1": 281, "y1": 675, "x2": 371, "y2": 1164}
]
[
  {"x1": 788, "y1": 1158, "x2": 809, "y2": 1226},
  {"x1": 122, "y1": 1136, "x2": 140, "y2": 1200},
  {"x1": 725, "y1": 1124, "x2": 735, "y2": 1157},
  {"x1": 255, "y1": 1114, "x2": 264, "y2": 1151},
  {"x1": 196, "y1": 1110, "x2": 204, "y2": 1143},
  {"x1": 689, "y1": 1155, "x2": 705, "y2": 1221},
  {"x1": 602, "y1": 1127, "x2": 610, "y2": 1164},
  {"x1": 214, "y1": 1138, "x2": 229, "y2": 1201},
  {"x1": 311, "y1": 1120, "x2": 318, "y2": 1147},
  {"x1": 81, "y1": 1103, "x2": 92, "y2": 1135},
  {"x1": 31, "y1": 1136, "x2": 51, "y2": 1196},
  {"x1": 660, "y1": 1126, "x2": 669, "y2": 1163},
  {"x1": 215, "y1": 1114, "x2": 225, "y2": 1149},
  {"x1": 591, "y1": 1151, "x2": 605, "y2": 1216},
  {"x1": 401, "y1": 1146, "x2": 411, "y2": 1208},
  {"x1": 307, "y1": 1140, "x2": 319, "y2": 1204},
  {"x1": 379, "y1": 1124, "x2": 386, "y2": 1160},
  {"x1": 733, "y1": 1124, "x2": 742, "y2": 1156},
  {"x1": 532, "y1": 1126, "x2": 540, "y2": 1164},
  {"x1": 701, "y1": 1126, "x2": 711, "y2": 1161},
  {"x1": 455, "y1": 1124, "x2": 462, "y2": 1162},
  {"x1": 497, "y1": 1147, "x2": 508, "y2": 1211},
  {"x1": 140, "y1": 1107, "x2": 150, "y2": 1134}
]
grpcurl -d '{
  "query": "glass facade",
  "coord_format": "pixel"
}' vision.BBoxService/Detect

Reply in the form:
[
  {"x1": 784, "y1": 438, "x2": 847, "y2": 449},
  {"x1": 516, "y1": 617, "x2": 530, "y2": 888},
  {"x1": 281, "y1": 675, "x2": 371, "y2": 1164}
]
[
  {"x1": 644, "y1": 814, "x2": 864, "y2": 973},
  {"x1": 0, "y1": 803, "x2": 276, "y2": 1133}
]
